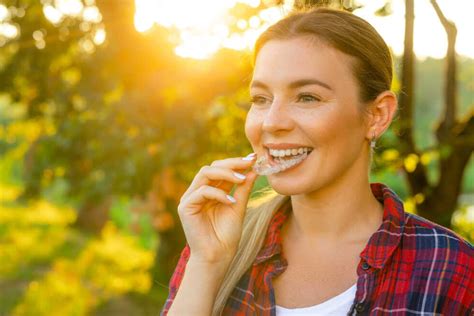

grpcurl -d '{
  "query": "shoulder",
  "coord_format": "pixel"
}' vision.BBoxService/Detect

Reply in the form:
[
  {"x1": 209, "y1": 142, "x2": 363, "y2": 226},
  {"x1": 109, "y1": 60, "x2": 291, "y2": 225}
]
[
  {"x1": 401, "y1": 212, "x2": 473, "y2": 286},
  {"x1": 403, "y1": 211, "x2": 473, "y2": 254},
  {"x1": 394, "y1": 213, "x2": 474, "y2": 311}
]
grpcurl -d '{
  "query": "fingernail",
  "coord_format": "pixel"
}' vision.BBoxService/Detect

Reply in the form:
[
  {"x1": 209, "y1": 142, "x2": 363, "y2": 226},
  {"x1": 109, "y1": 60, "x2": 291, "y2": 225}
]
[
  {"x1": 243, "y1": 153, "x2": 257, "y2": 161},
  {"x1": 233, "y1": 172, "x2": 246, "y2": 180},
  {"x1": 226, "y1": 195, "x2": 236, "y2": 203}
]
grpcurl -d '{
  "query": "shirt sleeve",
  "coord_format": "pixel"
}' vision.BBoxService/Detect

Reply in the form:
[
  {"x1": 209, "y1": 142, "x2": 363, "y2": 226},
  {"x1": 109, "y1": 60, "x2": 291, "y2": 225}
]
[{"x1": 160, "y1": 244, "x2": 191, "y2": 315}]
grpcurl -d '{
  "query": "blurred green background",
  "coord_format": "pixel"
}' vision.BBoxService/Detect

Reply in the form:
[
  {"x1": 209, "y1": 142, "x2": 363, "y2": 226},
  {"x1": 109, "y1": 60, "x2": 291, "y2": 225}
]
[{"x1": 0, "y1": 0, "x2": 472, "y2": 315}]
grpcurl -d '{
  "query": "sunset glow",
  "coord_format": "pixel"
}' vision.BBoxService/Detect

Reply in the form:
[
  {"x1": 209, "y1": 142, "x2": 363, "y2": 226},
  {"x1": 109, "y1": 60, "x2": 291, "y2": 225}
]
[
  {"x1": 133, "y1": 0, "x2": 474, "y2": 60},
  {"x1": 134, "y1": 0, "x2": 294, "y2": 59}
]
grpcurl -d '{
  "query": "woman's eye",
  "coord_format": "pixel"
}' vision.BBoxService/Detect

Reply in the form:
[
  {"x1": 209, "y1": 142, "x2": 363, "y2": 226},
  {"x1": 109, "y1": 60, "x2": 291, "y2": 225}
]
[
  {"x1": 250, "y1": 94, "x2": 320, "y2": 106},
  {"x1": 250, "y1": 96, "x2": 270, "y2": 105},
  {"x1": 297, "y1": 94, "x2": 320, "y2": 103}
]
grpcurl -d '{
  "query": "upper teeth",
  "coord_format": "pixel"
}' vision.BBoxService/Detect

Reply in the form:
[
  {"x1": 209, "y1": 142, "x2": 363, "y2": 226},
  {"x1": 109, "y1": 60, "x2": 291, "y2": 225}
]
[{"x1": 269, "y1": 147, "x2": 313, "y2": 157}]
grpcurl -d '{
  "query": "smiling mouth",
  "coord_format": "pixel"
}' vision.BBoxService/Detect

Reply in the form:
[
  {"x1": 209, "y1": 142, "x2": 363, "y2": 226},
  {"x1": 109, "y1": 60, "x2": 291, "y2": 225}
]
[
  {"x1": 266, "y1": 148, "x2": 313, "y2": 165},
  {"x1": 253, "y1": 147, "x2": 314, "y2": 176}
]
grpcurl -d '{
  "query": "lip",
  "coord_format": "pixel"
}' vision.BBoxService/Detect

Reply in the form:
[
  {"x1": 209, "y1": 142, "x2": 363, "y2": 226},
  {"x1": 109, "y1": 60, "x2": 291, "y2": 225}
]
[{"x1": 263, "y1": 143, "x2": 314, "y2": 150}]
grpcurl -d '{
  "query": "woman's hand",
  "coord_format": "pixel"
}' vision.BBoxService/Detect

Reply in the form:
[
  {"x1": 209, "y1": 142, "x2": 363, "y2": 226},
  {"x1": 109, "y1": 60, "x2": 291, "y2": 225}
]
[{"x1": 177, "y1": 153, "x2": 258, "y2": 265}]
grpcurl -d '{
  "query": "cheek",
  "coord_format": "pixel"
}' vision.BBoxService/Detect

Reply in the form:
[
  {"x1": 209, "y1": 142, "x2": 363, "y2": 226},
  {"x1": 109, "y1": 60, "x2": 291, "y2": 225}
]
[
  {"x1": 303, "y1": 107, "x2": 361, "y2": 145},
  {"x1": 299, "y1": 109, "x2": 336, "y2": 140},
  {"x1": 244, "y1": 111, "x2": 261, "y2": 145}
]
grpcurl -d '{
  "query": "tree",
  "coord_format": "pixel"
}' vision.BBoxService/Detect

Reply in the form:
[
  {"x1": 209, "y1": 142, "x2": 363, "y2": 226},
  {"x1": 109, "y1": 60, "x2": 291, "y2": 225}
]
[
  {"x1": 394, "y1": 0, "x2": 474, "y2": 228},
  {"x1": 0, "y1": 0, "x2": 255, "y2": 289}
]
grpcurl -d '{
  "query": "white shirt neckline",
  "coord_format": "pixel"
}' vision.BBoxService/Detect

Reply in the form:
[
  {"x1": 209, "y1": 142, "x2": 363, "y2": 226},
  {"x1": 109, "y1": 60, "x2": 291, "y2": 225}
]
[{"x1": 275, "y1": 283, "x2": 357, "y2": 315}]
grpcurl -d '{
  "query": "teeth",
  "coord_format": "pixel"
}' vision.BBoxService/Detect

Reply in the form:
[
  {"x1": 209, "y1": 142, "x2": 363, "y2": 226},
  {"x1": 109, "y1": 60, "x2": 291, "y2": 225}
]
[
  {"x1": 269, "y1": 147, "x2": 313, "y2": 158},
  {"x1": 253, "y1": 151, "x2": 310, "y2": 175}
]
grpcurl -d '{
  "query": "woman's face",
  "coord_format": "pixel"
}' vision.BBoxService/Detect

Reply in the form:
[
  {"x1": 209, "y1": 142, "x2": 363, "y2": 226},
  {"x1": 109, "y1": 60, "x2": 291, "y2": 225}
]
[{"x1": 245, "y1": 37, "x2": 370, "y2": 195}]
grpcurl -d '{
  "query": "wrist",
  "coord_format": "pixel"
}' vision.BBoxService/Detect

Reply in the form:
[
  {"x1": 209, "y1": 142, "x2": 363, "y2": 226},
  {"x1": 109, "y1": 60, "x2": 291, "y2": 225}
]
[
  {"x1": 188, "y1": 254, "x2": 233, "y2": 274},
  {"x1": 188, "y1": 248, "x2": 237, "y2": 266},
  {"x1": 167, "y1": 254, "x2": 234, "y2": 315}
]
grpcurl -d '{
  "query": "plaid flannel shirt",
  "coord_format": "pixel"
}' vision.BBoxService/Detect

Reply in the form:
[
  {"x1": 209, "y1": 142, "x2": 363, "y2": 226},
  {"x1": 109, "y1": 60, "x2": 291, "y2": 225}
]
[{"x1": 161, "y1": 183, "x2": 474, "y2": 315}]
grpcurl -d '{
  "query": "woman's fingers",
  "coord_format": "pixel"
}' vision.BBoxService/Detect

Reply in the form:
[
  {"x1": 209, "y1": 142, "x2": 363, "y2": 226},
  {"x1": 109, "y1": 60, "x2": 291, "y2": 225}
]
[
  {"x1": 181, "y1": 166, "x2": 245, "y2": 201},
  {"x1": 181, "y1": 154, "x2": 257, "y2": 200},
  {"x1": 182, "y1": 185, "x2": 235, "y2": 215},
  {"x1": 232, "y1": 170, "x2": 258, "y2": 214},
  {"x1": 209, "y1": 154, "x2": 257, "y2": 169},
  {"x1": 175, "y1": 154, "x2": 259, "y2": 264}
]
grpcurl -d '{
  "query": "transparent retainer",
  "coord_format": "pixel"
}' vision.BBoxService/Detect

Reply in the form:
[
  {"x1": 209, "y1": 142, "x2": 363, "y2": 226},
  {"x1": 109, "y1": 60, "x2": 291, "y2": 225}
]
[{"x1": 252, "y1": 152, "x2": 308, "y2": 176}]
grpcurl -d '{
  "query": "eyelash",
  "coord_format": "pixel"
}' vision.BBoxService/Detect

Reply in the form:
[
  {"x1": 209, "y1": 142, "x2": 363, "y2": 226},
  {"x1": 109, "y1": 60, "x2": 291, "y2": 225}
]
[{"x1": 250, "y1": 94, "x2": 321, "y2": 105}]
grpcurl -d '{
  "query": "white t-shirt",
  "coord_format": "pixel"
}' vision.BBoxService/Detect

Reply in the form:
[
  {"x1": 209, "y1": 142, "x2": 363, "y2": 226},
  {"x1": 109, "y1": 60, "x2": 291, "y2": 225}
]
[{"x1": 275, "y1": 283, "x2": 357, "y2": 316}]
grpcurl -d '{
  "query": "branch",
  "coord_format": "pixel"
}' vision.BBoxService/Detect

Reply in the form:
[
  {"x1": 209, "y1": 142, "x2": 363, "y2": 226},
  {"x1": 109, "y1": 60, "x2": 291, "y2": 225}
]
[
  {"x1": 395, "y1": 0, "x2": 429, "y2": 194},
  {"x1": 455, "y1": 112, "x2": 474, "y2": 149},
  {"x1": 416, "y1": 1, "x2": 474, "y2": 228},
  {"x1": 431, "y1": 0, "x2": 458, "y2": 140},
  {"x1": 430, "y1": 0, "x2": 455, "y2": 32}
]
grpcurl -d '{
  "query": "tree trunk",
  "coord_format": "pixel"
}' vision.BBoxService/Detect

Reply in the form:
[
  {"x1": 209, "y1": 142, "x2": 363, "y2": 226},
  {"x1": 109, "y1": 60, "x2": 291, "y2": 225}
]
[
  {"x1": 74, "y1": 196, "x2": 113, "y2": 233},
  {"x1": 415, "y1": 1, "x2": 474, "y2": 228},
  {"x1": 71, "y1": 0, "x2": 144, "y2": 236},
  {"x1": 395, "y1": 0, "x2": 430, "y2": 195},
  {"x1": 394, "y1": 0, "x2": 473, "y2": 229},
  {"x1": 151, "y1": 198, "x2": 186, "y2": 287}
]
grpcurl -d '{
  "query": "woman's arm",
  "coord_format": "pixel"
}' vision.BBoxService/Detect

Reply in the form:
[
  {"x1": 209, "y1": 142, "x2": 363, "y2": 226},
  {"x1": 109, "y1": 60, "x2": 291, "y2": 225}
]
[
  {"x1": 167, "y1": 256, "x2": 232, "y2": 316},
  {"x1": 162, "y1": 154, "x2": 257, "y2": 315}
]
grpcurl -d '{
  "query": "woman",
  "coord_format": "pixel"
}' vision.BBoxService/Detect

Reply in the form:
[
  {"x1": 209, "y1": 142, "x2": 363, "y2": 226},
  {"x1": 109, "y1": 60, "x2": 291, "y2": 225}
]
[{"x1": 161, "y1": 8, "x2": 473, "y2": 316}]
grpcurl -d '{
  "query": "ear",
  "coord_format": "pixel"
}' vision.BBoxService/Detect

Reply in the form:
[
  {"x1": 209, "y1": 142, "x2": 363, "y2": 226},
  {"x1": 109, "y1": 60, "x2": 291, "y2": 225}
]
[{"x1": 364, "y1": 90, "x2": 398, "y2": 141}]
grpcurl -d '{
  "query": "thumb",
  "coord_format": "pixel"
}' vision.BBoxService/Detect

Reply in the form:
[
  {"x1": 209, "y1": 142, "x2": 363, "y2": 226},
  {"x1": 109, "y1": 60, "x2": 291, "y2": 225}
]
[{"x1": 233, "y1": 170, "x2": 258, "y2": 213}]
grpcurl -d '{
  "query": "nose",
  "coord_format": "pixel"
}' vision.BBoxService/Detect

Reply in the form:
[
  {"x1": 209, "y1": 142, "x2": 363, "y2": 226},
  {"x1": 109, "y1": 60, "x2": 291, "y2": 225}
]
[{"x1": 262, "y1": 99, "x2": 294, "y2": 133}]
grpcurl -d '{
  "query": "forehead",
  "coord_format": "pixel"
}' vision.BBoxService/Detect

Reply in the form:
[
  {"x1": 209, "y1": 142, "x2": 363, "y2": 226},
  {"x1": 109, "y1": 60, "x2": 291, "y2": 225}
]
[{"x1": 252, "y1": 37, "x2": 356, "y2": 89}]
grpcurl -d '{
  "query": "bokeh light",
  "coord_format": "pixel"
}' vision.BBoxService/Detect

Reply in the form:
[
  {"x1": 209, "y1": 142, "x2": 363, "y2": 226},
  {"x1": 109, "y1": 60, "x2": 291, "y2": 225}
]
[
  {"x1": 133, "y1": 0, "x2": 474, "y2": 60},
  {"x1": 134, "y1": 0, "x2": 295, "y2": 59}
]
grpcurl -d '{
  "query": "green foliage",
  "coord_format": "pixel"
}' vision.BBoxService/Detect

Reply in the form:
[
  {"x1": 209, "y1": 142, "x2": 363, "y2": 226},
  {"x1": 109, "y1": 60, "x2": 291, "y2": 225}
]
[
  {"x1": 0, "y1": 182, "x2": 155, "y2": 315},
  {"x1": 452, "y1": 204, "x2": 474, "y2": 243},
  {"x1": 12, "y1": 222, "x2": 154, "y2": 316},
  {"x1": 0, "y1": 1, "x2": 473, "y2": 314},
  {"x1": 109, "y1": 196, "x2": 158, "y2": 250}
]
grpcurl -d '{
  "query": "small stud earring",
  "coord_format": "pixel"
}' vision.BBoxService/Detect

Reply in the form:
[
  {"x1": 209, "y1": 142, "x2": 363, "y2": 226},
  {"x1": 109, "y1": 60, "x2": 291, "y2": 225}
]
[{"x1": 370, "y1": 131, "x2": 377, "y2": 149}]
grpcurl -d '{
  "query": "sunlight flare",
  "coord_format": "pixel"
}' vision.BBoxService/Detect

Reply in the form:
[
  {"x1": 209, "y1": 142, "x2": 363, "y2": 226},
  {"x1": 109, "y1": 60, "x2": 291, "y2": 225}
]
[
  {"x1": 134, "y1": 0, "x2": 474, "y2": 60},
  {"x1": 134, "y1": 0, "x2": 294, "y2": 59}
]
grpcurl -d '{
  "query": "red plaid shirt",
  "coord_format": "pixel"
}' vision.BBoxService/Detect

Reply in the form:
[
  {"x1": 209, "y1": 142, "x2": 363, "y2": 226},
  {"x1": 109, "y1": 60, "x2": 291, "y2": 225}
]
[{"x1": 161, "y1": 183, "x2": 474, "y2": 315}]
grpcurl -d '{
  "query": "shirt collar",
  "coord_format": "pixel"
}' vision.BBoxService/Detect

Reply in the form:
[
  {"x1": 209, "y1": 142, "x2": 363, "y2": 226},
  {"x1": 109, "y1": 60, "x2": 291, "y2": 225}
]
[
  {"x1": 253, "y1": 183, "x2": 405, "y2": 269},
  {"x1": 253, "y1": 197, "x2": 292, "y2": 266},
  {"x1": 360, "y1": 183, "x2": 405, "y2": 269}
]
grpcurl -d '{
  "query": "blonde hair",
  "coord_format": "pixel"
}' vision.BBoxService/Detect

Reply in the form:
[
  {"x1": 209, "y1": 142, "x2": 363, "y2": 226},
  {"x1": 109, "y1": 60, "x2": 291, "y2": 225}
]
[
  {"x1": 211, "y1": 7, "x2": 393, "y2": 315},
  {"x1": 212, "y1": 189, "x2": 289, "y2": 315}
]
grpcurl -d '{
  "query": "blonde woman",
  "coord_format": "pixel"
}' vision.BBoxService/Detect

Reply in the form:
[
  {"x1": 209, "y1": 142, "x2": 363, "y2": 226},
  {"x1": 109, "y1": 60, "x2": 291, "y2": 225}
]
[{"x1": 161, "y1": 8, "x2": 473, "y2": 316}]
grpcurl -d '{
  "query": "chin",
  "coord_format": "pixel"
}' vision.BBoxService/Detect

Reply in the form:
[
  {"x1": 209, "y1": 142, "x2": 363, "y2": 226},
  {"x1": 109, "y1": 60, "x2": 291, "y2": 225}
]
[
  {"x1": 267, "y1": 177, "x2": 310, "y2": 196},
  {"x1": 266, "y1": 164, "x2": 331, "y2": 196}
]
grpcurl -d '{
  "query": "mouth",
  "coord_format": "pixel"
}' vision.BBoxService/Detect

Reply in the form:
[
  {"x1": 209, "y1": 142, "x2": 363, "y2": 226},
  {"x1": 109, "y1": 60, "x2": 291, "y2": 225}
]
[
  {"x1": 253, "y1": 146, "x2": 314, "y2": 176},
  {"x1": 265, "y1": 146, "x2": 314, "y2": 166}
]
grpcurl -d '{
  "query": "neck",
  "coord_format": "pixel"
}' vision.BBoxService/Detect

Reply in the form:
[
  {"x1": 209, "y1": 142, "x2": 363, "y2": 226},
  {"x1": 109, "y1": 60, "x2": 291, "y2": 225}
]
[{"x1": 288, "y1": 161, "x2": 383, "y2": 244}]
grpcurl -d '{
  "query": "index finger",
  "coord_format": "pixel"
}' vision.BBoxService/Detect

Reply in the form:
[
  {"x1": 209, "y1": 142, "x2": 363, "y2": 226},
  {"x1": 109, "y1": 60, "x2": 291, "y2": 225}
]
[
  {"x1": 181, "y1": 153, "x2": 257, "y2": 201},
  {"x1": 210, "y1": 153, "x2": 257, "y2": 169}
]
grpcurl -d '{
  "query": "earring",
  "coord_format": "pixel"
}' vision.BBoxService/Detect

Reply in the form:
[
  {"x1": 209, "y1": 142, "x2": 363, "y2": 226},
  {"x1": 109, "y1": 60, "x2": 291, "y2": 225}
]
[{"x1": 370, "y1": 131, "x2": 377, "y2": 149}]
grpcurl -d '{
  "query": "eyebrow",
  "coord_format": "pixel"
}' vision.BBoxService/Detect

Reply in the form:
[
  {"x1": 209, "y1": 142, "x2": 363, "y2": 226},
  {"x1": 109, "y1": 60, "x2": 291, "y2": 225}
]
[{"x1": 249, "y1": 78, "x2": 333, "y2": 91}]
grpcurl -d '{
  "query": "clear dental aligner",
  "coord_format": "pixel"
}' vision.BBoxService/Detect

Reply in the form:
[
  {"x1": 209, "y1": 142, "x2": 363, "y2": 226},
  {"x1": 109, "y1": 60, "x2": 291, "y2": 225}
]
[{"x1": 252, "y1": 152, "x2": 309, "y2": 176}]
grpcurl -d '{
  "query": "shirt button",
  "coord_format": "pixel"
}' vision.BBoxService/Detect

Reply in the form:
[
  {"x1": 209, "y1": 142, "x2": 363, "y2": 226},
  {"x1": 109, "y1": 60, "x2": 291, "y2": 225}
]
[
  {"x1": 361, "y1": 262, "x2": 370, "y2": 270},
  {"x1": 355, "y1": 302, "x2": 365, "y2": 313}
]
